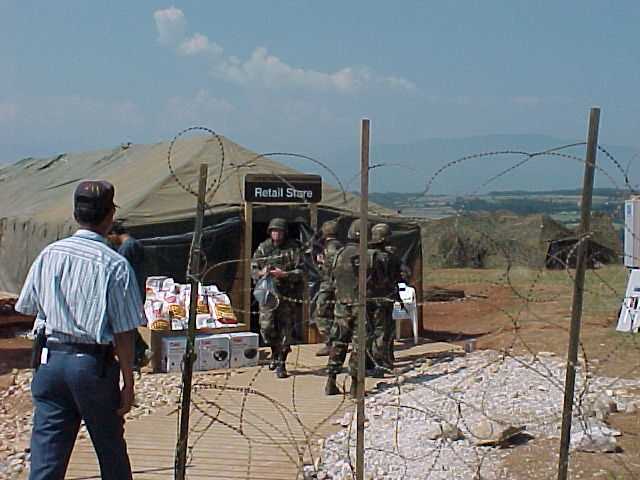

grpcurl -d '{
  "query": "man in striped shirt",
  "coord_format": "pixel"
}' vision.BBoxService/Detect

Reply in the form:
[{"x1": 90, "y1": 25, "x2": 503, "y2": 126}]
[{"x1": 16, "y1": 180, "x2": 146, "y2": 480}]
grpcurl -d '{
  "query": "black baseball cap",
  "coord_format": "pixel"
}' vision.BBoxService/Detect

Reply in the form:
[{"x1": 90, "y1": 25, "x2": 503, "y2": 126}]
[{"x1": 74, "y1": 180, "x2": 118, "y2": 222}]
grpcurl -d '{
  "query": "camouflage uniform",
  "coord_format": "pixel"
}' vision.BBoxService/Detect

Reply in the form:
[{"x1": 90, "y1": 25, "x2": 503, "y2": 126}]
[
  {"x1": 369, "y1": 224, "x2": 402, "y2": 368},
  {"x1": 312, "y1": 221, "x2": 343, "y2": 347},
  {"x1": 325, "y1": 220, "x2": 385, "y2": 396},
  {"x1": 326, "y1": 242, "x2": 362, "y2": 378},
  {"x1": 251, "y1": 218, "x2": 303, "y2": 377}
]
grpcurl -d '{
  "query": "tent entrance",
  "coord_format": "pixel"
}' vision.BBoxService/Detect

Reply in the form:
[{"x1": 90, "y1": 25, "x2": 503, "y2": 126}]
[{"x1": 243, "y1": 202, "x2": 319, "y2": 344}]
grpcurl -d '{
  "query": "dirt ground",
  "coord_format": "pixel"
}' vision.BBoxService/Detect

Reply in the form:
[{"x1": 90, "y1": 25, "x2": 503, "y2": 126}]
[{"x1": 424, "y1": 266, "x2": 640, "y2": 479}]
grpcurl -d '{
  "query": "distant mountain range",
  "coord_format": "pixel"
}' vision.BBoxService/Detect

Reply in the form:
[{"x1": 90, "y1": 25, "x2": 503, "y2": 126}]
[{"x1": 329, "y1": 134, "x2": 639, "y2": 194}]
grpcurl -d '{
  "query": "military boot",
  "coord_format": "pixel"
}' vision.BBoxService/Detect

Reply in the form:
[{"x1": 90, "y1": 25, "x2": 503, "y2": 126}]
[
  {"x1": 268, "y1": 345, "x2": 279, "y2": 371},
  {"x1": 324, "y1": 374, "x2": 339, "y2": 395},
  {"x1": 276, "y1": 347, "x2": 290, "y2": 379}
]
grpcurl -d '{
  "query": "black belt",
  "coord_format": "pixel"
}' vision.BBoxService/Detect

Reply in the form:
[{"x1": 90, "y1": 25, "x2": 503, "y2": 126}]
[{"x1": 46, "y1": 342, "x2": 113, "y2": 356}]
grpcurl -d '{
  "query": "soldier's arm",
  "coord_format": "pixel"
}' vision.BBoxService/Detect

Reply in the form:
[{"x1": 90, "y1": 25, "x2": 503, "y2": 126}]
[
  {"x1": 282, "y1": 243, "x2": 305, "y2": 280},
  {"x1": 251, "y1": 244, "x2": 268, "y2": 280}
]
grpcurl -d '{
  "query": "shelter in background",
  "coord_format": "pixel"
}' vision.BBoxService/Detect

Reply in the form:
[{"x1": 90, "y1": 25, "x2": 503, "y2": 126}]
[
  {"x1": 420, "y1": 212, "x2": 621, "y2": 269},
  {"x1": 0, "y1": 134, "x2": 424, "y2": 341}
]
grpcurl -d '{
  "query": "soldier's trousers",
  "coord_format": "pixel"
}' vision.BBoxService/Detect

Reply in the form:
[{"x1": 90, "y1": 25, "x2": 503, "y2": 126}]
[
  {"x1": 313, "y1": 282, "x2": 335, "y2": 340},
  {"x1": 259, "y1": 298, "x2": 296, "y2": 350},
  {"x1": 369, "y1": 301, "x2": 394, "y2": 366},
  {"x1": 327, "y1": 302, "x2": 369, "y2": 376}
]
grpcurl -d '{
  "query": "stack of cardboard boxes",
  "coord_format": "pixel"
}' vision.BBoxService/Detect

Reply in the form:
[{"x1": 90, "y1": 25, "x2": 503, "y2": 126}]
[{"x1": 160, "y1": 332, "x2": 259, "y2": 373}]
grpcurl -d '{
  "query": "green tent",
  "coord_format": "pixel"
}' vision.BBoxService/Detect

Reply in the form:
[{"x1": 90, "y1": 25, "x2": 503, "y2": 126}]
[{"x1": 0, "y1": 135, "x2": 422, "y2": 309}]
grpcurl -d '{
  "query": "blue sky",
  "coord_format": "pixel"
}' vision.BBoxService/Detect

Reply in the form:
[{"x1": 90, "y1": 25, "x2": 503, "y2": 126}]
[{"x1": 1, "y1": 1, "x2": 639, "y2": 166}]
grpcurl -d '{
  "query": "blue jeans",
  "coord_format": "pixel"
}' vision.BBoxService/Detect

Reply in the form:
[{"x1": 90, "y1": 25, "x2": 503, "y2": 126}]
[{"x1": 29, "y1": 350, "x2": 132, "y2": 480}]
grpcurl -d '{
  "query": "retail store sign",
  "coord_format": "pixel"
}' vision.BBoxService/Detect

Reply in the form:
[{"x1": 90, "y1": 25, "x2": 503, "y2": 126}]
[{"x1": 244, "y1": 174, "x2": 322, "y2": 203}]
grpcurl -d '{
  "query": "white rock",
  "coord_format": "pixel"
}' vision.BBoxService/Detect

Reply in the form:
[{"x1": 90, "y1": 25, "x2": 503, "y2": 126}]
[
  {"x1": 340, "y1": 412, "x2": 353, "y2": 428},
  {"x1": 572, "y1": 431, "x2": 618, "y2": 453}
]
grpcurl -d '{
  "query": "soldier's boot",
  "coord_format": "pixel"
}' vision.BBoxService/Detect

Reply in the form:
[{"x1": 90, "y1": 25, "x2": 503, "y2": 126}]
[
  {"x1": 268, "y1": 345, "x2": 279, "y2": 371},
  {"x1": 315, "y1": 343, "x2": 331, "y2": 357},
  {"x1": 324, "y1": 374, "x2": 339, "y2": 395},
  {"x1": 349, "y1": 376, "x2": 358, "y2": 398},
  {"x1": 276, "y1": 347, "x2": 290, "y2": 379}
]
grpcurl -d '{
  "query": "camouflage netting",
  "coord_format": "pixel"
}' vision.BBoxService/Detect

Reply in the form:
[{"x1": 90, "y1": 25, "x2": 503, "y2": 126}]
[{"x1": 420, "y1": 212, "x2": 621, "y2": 269}]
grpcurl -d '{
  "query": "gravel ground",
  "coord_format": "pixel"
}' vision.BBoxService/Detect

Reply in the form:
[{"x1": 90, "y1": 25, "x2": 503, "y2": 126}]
[
  {"x1": 317, "y1": 350, "x2": 640, "y2": 480},
  {"x1": 3, "y1": 350, "x2": 639, "y2": 480}
]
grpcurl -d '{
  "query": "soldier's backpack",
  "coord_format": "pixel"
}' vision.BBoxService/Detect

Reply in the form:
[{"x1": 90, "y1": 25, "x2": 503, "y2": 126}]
[
  {"x1": 366, "y1": 249, "x2": 392, "y2": 298},
  {"x1": 330, "y1": 245, "x2": 391, "y2": 301}
]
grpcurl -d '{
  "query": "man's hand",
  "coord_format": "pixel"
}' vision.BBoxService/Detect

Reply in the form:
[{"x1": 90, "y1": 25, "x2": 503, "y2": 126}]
[
  {"x1": 117, "y1": 382, "x2": 135, "y2": 416},
  {"x1": 114, "y1": 330, "x2": 136, "y2": 416}
]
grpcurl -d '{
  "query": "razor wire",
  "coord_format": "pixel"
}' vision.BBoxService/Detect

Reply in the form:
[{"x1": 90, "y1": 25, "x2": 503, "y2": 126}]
[{"x1": 5, "y1": 132, "x2": 640, "y2": 480}]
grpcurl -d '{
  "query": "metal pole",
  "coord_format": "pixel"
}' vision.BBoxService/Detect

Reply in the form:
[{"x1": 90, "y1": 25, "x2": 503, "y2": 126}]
[
  {"x1": 356, "y1": 118, "x2": 370, "y2": 480},
  {"x1": 175, "y1": 163, "x2": 209, "y2": 480},
  {"x1": 557, "y1": 107, "x2": 600, "y2": 480}
]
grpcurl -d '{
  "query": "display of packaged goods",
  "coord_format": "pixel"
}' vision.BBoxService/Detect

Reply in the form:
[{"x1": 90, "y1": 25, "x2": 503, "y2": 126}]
[
  {"x1": 146, "y1": 276, "x2": 169, "y2": 291},
  {"x1": 162, "y1": 277, "x2": 176, "y2": 291},
  {"x1": 146, "y1": 299, "x2": 171, "y2": 330},
  {"x1": 212, "y1": 303, "x2": 237, "y2": 324},
  {"x1": 196, "y1": 313, "x2": 216, "y2": 329},
  {"x1": 196, "y1": 334, "x2": 230, "y2": 370},
  {"x1": 225, "y1": 332, "x2": 259, "y2": 368},
  {"x1": 171, "y1": 318, "x2": 188, "y2": 330},
  {"x1": 145, "y1": 278, "x2": 238, "y2": 331},
  {"x1": 196, "y1": 296, "x2": 210, "y2": 314}
]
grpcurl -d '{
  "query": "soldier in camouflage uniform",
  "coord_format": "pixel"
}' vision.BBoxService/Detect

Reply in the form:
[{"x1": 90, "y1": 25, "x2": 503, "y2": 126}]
[
  {"x1": 251, "y1": 218, "x2": 303, "y2": 378},
  {"x1": 369, "y1": 223, "x2": 402, "y2": 369},
  {"x1": 325, "y1": 219, "x2": 386, "y2": 396},
  {"x1": 312, "y1": 220, "x2": 343, "y2": 357}
]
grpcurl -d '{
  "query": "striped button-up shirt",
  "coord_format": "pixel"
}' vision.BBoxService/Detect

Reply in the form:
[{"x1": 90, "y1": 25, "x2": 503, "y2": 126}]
[{"x1": 16, "y1": 229, "x2": 146, "y2": 344}]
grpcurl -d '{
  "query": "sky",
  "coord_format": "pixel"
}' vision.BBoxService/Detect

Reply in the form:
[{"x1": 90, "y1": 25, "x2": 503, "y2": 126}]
[{"x1": 1, "y1": 1, "x2": 639, "y2": 170}]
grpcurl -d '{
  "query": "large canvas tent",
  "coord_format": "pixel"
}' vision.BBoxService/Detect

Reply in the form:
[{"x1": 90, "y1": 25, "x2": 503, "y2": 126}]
[{"x1": 0, "y1": 134, "x2": 423, "y2": 337}]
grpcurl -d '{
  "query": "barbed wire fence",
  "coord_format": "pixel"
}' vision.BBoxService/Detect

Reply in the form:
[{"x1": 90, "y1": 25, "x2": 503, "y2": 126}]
[
  {"x1": 4, "y1": 111, "x2": 640, "y2": 480},
  {"x1": 129, "y1": 113, "x2": 640, "y2": 480},
  {"x1": 148, "y1": 113, "x2": 638, "y2": 478}
]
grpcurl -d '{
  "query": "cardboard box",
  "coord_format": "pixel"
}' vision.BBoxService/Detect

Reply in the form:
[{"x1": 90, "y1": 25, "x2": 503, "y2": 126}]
[
  {"x1": 225, "y1": 332, "x2": 259, "y2": 368},
  {"x1": 196, "y1": 334, "x2": 230, "y2": 370},
  {"x1": 160, "y1": 336, "x2": 187, "y2": 373}
]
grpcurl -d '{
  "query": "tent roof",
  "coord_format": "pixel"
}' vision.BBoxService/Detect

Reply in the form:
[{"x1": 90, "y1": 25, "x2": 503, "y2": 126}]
[{"x1": 0, "y1": 135, "x2": 394, "y2": 226}]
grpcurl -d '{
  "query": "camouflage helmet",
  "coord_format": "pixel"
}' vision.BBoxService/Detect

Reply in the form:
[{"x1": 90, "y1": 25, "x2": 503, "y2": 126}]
[
  {"x1": 347, "y1": 219, "x2": 365, "y2": 241},
  {"x1": 371, "y1": 223, "x2": 391, "y2": 244},
  {"x1": 321, "y1": 220, "x2": 338, "y2": 237},
  {"x1": 267, "y1": 217, "x2": 287, "y2": 232}
]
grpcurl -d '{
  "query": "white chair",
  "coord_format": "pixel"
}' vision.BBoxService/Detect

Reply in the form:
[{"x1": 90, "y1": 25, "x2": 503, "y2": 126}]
[{"x1": 392, "y1": 282, "x2": 419, "y2": 344}]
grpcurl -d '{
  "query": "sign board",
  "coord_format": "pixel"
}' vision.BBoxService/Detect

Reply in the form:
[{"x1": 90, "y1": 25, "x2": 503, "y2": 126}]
[
  {"x1": 625, "y1": 198, "x2": 640, "y2": 268},
  {"x1": 244, "y1": 174, "x2": 322, "y2": 203}
]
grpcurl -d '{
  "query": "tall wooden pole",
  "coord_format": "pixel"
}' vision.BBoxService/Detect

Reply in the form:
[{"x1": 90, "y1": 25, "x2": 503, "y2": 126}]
[
  {"x1": 557, "y1": 107, "x2": 600, "y2": 480},
  {"x1": 243, "y1": 201, "x2": 253, "y2": 327},
  {"x1": 175, "y1": 163, "x2": 208, "y2": 480},
  {"x1": 356, "y1": 119, "x2": 370, "y2": 480}
]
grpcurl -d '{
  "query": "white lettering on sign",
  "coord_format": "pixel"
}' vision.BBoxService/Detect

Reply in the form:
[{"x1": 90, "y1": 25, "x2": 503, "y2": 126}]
[
  {"x1": 253, "y1": 186, "x2": 313, "y2": 200},
  {"x1": 286, "y1": 187, "x2": 313, "y2": 200},
  {"x1": 254, "y1": 187, "x2": 284, "y2": 198}
]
